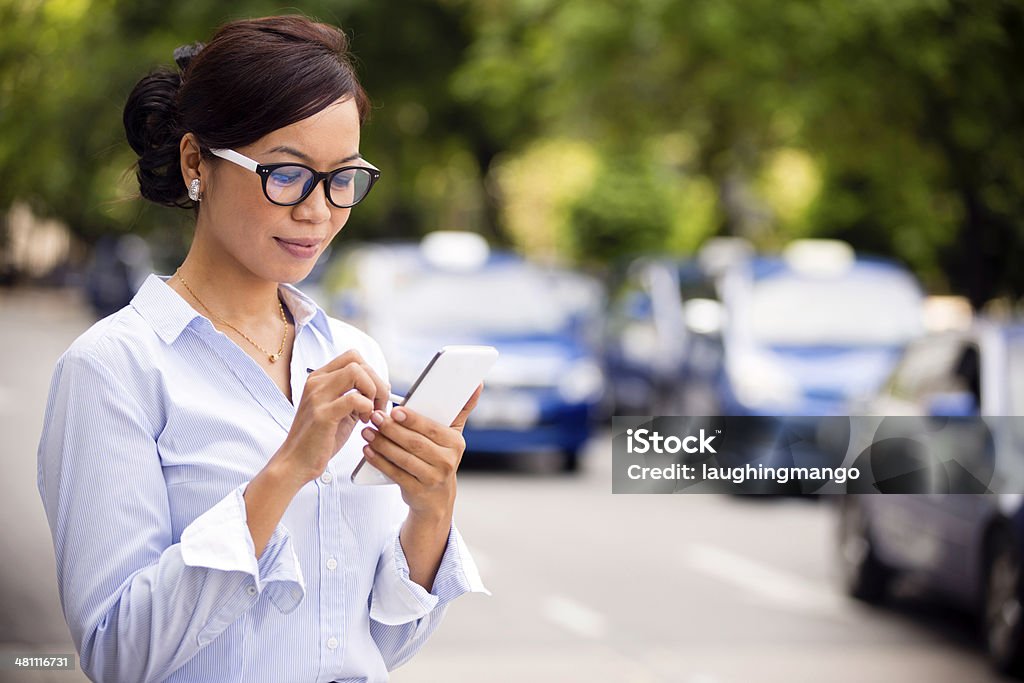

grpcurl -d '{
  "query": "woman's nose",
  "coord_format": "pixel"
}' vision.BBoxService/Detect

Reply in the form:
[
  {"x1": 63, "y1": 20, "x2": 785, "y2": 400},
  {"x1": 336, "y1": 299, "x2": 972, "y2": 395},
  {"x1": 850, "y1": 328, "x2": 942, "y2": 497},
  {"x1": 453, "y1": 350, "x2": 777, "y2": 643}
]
[{"x1": 293, "y1": 180, "x2": 333, "y2": 223}]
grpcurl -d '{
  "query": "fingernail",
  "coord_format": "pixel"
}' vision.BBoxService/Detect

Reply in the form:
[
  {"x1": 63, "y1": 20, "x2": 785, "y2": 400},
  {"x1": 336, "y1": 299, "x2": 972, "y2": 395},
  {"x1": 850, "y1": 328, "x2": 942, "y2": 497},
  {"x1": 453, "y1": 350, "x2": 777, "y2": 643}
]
[
  {"x1": 362, "y1": 428, "x2": 376, "y2": 442},
  {"x1": 363, "y1": 445, "x2": 374, "y2": 457},
  {"x1": 370, "y1": 411, "x2": 384, "y2": 426},
  {"x1": 393, "y1": 408, "x2": 407, "y2": 422}
]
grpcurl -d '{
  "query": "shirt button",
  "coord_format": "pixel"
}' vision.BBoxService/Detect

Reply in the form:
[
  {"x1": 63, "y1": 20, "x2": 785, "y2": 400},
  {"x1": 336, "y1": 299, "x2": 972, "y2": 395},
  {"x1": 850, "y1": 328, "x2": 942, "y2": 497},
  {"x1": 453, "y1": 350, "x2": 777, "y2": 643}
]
[
  {"x1": 320, "y1": 471, "x2": 334, "y2": 484},
  {"x1": 246, "y1": 585, "x2": 257, "y2": 596},
  {"x1": 326, "y1": 637, "x2": 339, "y2": 650},
  {"x1": 326, "y1": 558, "x2": 338, "y2": 571}
]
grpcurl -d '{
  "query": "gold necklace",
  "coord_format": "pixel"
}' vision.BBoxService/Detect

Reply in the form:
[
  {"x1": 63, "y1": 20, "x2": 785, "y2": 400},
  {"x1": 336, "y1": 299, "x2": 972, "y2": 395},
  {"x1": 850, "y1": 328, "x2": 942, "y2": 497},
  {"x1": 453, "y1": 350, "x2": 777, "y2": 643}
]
[{"x1": 174, "y1": 269, "x2": 289, "y2": 363}]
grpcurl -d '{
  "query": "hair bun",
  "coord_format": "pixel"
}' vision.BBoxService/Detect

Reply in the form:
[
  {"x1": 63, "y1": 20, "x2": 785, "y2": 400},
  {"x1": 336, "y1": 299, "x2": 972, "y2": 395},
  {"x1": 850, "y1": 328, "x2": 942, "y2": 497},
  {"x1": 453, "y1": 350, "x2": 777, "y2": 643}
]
[
  {"x1": 173, "y1": 42, "x2": 205, "y2": 71},
  {"x1": 123, "y1": 68, "x2": 189, "y2": 207}
]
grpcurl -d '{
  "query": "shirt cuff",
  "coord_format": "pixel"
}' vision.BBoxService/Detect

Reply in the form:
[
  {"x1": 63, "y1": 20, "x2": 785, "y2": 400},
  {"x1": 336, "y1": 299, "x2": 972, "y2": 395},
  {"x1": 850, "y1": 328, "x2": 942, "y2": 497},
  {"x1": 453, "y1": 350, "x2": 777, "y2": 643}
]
[
  {"x1": 369, "y1": 520, "x2": 491, "y2": 625},
  {"x1": 180, "y1": 480, "x2": 306, "y2": 614}
]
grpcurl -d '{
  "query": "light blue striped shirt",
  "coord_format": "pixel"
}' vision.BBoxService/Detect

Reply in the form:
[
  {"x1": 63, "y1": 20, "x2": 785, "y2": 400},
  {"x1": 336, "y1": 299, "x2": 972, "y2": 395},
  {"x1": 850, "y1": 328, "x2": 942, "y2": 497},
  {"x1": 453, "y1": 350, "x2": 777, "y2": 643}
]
[{"x1": 36, "y1": 273, "x2": 490, "y2": 683}]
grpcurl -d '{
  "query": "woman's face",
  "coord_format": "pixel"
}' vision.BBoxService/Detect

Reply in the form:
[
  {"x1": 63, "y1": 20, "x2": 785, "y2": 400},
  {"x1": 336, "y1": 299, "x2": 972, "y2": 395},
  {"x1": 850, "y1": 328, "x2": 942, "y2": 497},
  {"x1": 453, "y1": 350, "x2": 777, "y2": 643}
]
[{"x1": 194, "y1": 95, "x2": 362, "y2": 284}]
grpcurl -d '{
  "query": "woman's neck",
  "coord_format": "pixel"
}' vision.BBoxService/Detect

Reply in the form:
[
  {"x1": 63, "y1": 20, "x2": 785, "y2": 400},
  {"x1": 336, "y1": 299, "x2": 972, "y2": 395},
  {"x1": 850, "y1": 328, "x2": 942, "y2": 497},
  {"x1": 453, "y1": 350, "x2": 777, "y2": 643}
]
[{"x1": 170, "y1": 240, "x2": 285, "y2": 329}]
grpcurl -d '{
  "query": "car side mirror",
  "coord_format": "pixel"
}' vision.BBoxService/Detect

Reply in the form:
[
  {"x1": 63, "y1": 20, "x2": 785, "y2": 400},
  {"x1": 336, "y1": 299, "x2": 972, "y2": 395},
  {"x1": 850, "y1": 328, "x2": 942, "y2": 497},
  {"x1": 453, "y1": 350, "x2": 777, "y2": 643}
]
[{"x1": 926, "y1": 391, "x2": 979, "y2": 418}]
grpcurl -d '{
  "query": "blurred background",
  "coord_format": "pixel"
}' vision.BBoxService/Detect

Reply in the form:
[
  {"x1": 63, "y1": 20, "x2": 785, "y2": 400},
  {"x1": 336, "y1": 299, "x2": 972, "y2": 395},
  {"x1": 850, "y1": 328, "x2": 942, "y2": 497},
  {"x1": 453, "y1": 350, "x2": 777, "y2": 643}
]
[{"x1": 4, "y1": 0, "x2": 1024, "y2": 681}]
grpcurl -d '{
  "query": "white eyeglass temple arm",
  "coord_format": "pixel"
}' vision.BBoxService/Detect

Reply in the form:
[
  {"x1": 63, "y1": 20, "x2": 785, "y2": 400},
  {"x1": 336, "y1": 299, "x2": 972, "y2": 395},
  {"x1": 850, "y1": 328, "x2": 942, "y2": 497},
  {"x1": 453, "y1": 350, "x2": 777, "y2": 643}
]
[
  {"x1": 212, "y1": 147, "x2": 379, "y2": 173},
  {"x1": 209, "y1": 148, "x2": 259, "y2": 172}
]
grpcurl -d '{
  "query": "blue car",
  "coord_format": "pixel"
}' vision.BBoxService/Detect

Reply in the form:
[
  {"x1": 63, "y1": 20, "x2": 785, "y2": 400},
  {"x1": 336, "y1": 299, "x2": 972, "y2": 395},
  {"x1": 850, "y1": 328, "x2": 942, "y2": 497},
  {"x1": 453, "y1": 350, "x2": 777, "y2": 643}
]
[
  {"x1": 838, "y1": 322, "x2": 1024, "y2": 677},
  {"x1": 321, "y1": 232, "x2": 606, "y2": 472},
  {"x1": 698, "y1": 240, "x2": 925, "y2": 417}
]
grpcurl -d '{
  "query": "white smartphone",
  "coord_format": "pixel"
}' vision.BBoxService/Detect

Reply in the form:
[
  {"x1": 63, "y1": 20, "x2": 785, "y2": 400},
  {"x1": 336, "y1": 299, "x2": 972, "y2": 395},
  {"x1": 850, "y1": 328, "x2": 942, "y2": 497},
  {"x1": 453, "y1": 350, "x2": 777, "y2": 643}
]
[{"x1": 350, "y1": 345, "x2": 500, "y2": 486}]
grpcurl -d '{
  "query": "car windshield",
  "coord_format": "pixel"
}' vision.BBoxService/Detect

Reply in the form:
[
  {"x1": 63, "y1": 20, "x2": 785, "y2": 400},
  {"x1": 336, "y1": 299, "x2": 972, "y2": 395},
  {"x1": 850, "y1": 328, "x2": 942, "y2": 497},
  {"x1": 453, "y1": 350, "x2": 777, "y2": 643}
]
[
  {"x1": 748, "y1": 274, "x2": 922, "y2": 346},
  {"x1": 677, "y1": 261, "x2": 719, "y2": 301},
  {"x1": 386, "y1": 267, "x2": 575, "y2": 336},
  {"x1": 679, "y1": 274, "x2": 718, "y2": 302}
]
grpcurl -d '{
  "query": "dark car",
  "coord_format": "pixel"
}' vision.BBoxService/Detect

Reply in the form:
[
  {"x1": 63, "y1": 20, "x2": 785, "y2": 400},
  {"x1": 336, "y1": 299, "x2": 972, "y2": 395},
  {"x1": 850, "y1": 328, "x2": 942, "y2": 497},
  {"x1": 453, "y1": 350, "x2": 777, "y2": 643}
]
[
  {"x1": 604, "y1": 256, "x2": 711, "y2": 414},
  {"x1": 83, "y1": 234, "x2": 153, "y2": 318},
  {"x1": 837, "y1": 322, "x2": 1024, "y2": 677},
  {"x1": 603, "y1": 237, "x2": 749, "y2": 415}
]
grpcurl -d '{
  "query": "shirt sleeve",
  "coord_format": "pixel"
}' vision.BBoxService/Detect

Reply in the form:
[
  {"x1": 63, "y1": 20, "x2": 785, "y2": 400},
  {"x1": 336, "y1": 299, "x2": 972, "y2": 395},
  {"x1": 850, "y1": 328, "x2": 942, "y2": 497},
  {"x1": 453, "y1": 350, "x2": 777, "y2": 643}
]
[
  {"x1": 36, "y1": 348, "x2": 305, "y2": 683},
  {"x1": 360, "y1": 331, "x2": 490, "y2": 669},
  {"x1": 368, "y1": 517, "x2": 491, "y2": 670}
]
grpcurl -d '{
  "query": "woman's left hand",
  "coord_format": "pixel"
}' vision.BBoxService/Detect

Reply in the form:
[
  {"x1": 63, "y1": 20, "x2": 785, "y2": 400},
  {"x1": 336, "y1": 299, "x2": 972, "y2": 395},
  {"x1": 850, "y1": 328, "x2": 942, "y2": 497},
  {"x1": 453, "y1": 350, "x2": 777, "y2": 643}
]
[{"x1": 360, "y1": 383, "x2": 483, "y2": 520}]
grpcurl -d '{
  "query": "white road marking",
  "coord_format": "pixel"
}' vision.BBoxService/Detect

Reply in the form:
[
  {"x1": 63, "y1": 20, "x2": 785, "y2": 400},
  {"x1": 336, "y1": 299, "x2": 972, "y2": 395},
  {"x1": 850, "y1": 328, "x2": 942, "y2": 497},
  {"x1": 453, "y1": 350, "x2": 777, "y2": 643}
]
[
  {"x1": 681, "y1": 543, "x2": 853, "y2": 621},
  {"x1": 541, "y1": 594, "x2": 610, "y2": 639}
]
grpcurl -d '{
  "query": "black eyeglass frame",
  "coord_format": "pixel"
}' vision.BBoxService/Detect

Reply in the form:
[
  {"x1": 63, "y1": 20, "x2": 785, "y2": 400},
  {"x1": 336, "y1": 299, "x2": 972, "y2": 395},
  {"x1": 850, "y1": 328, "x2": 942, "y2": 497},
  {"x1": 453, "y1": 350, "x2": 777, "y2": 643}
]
[{"x1": 208, "y1": 147, "x2": 381, "y2": 209}]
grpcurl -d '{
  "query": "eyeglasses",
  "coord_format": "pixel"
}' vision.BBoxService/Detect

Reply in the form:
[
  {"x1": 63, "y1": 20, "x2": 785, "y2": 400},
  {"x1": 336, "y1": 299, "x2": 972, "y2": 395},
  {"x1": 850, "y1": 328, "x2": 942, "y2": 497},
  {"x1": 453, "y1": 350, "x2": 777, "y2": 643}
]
[{"x1": 208, "y1": 148, "x2": 381, "y2": 208}]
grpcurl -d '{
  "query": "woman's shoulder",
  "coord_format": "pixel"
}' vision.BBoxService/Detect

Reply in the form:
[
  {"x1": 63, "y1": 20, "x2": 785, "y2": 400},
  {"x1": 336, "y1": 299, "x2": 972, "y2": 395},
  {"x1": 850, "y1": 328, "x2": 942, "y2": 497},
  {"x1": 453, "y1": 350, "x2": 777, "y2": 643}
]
[
  {"x1": 56, "y1": 303, "x2": 162, "y2": 374},
  {"x1": 45, "y1": 303, "x2": 167, "y2": 431}
]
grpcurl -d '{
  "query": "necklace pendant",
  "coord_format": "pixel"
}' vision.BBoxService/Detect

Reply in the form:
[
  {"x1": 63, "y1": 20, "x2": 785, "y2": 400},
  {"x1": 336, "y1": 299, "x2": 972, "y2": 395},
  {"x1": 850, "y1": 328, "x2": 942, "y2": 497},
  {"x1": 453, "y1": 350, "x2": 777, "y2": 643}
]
[{"x1": 269, "y1": 353, "x2": 280, "y2": 363}]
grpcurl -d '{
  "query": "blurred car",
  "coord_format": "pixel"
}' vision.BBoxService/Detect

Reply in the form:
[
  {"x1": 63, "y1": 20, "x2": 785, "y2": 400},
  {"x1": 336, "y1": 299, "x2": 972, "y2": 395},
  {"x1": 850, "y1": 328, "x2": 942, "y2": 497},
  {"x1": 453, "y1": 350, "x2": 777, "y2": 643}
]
[
  {"x1": 321, "y1": 231, "x2": 606, "y2": 472},
  {"x1": 837, "y1": 322, "x2": 1024, "y2": 677},
  {"x1": 83, "y1": 234, "x2": 153, "y2": 318},
  {"x1": 687, "y1": 239, "x2": 925, "y2": 417},
  {"x1": 603, "y1": 256, "x2": 710, "y2": 414},
  {"x1": 603, "y1": 237, "x2": 750, "y2": 415}
]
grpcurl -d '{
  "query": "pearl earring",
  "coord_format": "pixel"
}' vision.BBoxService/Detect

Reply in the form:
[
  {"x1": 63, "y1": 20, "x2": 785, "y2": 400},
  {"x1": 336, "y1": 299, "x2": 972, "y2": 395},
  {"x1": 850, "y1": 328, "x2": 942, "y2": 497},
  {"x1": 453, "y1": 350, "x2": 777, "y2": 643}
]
[{"x1": 188, "y1": 178, "x2": 202, "y2": 202}]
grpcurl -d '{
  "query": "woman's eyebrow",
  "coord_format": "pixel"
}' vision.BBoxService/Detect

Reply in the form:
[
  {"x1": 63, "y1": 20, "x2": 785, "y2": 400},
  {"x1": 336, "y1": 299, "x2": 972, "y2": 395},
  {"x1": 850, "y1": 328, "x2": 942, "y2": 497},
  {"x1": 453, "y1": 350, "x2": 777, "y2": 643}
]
[{"x1": 264, "y1": 145, "x2": 362, "y2": 165}]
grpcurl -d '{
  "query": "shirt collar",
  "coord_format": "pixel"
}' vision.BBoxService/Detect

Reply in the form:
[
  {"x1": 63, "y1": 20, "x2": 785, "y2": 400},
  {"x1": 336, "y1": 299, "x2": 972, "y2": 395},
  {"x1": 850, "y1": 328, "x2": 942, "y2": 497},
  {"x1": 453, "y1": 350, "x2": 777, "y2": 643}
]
[
  {"x1": 131, "y1": 273, "x2": 334, "y2": 346},
  {"x1": 279, "y1": 280, "x2": 334, "y2": 344}
]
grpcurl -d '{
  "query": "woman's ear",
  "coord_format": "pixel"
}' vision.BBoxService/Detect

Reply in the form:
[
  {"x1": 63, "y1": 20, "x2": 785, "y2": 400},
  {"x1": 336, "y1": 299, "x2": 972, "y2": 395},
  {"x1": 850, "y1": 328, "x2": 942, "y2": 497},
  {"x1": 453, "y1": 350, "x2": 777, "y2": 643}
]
[{"x1": 179, "y1": 132, "x2": 203, "y2": 188}]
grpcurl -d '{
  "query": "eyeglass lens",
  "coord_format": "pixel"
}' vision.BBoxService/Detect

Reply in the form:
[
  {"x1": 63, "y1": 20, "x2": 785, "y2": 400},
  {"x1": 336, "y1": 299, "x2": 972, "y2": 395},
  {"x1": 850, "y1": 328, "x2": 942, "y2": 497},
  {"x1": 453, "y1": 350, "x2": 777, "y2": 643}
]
[{"x1": 266, "y1": 166, "x2": 374, "y2": 207}]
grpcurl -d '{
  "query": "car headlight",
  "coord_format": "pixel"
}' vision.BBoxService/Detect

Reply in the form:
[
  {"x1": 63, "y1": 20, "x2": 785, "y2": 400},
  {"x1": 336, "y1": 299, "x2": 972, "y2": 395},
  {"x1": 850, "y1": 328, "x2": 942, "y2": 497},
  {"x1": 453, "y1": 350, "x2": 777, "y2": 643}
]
[
  {"x1": 558, "y1": 361, "x2": 605, "y2": 404},
  {"x1": 727, "y1": 352, "x2": 800, "y2": 409},
  {"x1": 469, "y1": 390, "x2": 541, "y2": 428}
]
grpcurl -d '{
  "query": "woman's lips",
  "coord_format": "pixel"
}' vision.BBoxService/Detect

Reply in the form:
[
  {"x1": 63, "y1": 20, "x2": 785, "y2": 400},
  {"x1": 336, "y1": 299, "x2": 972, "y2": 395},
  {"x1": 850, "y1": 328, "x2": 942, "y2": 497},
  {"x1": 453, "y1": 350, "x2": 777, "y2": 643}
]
[{"x1": 274, "y1": 237, "x2": 321, "y2": 259}]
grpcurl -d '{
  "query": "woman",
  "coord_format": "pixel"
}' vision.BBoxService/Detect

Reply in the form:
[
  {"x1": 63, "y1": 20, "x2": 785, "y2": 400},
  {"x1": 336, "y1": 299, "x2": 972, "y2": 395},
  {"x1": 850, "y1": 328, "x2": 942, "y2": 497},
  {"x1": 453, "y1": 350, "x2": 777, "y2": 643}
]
[{"x1": 36, "y1": 15, "x2": 489, "y2": 683}]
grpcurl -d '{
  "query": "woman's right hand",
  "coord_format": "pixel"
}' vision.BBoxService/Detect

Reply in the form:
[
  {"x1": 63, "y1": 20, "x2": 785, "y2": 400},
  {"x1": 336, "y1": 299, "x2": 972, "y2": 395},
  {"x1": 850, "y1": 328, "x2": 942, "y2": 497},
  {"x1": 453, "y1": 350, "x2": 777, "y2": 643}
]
[{"x1": 272, "y1": 349, "x2": 390, "y2": 487}]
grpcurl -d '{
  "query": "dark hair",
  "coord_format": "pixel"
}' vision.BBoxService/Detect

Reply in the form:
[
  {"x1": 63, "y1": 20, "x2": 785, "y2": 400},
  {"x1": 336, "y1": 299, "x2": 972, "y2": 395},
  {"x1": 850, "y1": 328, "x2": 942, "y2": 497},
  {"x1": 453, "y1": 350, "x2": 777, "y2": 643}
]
[{"x1": 123, "y1": 15, "x2": 371, "y2": 209}]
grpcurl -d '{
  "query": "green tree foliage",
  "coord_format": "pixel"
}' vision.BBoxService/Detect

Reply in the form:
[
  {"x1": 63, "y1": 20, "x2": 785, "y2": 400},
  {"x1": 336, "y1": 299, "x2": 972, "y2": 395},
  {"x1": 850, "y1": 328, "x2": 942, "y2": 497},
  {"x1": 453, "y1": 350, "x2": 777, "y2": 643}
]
[
  {"x1": 2, "y1": 0, "x2": 1022, "y2": 303},
  {"x1": 796, "y1": 0, "x2": 1024, "y2": 304},
  {"x1": 453, "y1": 0, "x2": 1024, "y2": 304},
  {"x1": 567, "y1": 152, "x2": 675, "y2": 265}
]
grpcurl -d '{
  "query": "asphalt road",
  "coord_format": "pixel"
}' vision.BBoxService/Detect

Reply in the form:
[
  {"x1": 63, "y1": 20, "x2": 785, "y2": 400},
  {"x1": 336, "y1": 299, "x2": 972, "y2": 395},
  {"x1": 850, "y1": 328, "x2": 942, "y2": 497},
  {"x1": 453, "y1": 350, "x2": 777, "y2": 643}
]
[{"x1": 0, "y1": 286, "x2": 1011, "y2": 683}]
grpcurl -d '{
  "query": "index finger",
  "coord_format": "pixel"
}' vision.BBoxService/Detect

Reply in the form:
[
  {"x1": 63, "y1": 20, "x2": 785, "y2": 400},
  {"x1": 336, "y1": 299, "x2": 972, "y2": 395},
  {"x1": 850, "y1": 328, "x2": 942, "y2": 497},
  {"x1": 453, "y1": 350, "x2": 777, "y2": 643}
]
[
  {"x1": 314, "y1": 349, "x2": 367, "y2": 374},
  {"x1": 310, "y1": 350, "x2": 390, "y2": 413},
  {"x1": 450, "y1": 383, "x2": 483, "y2": 433}
]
